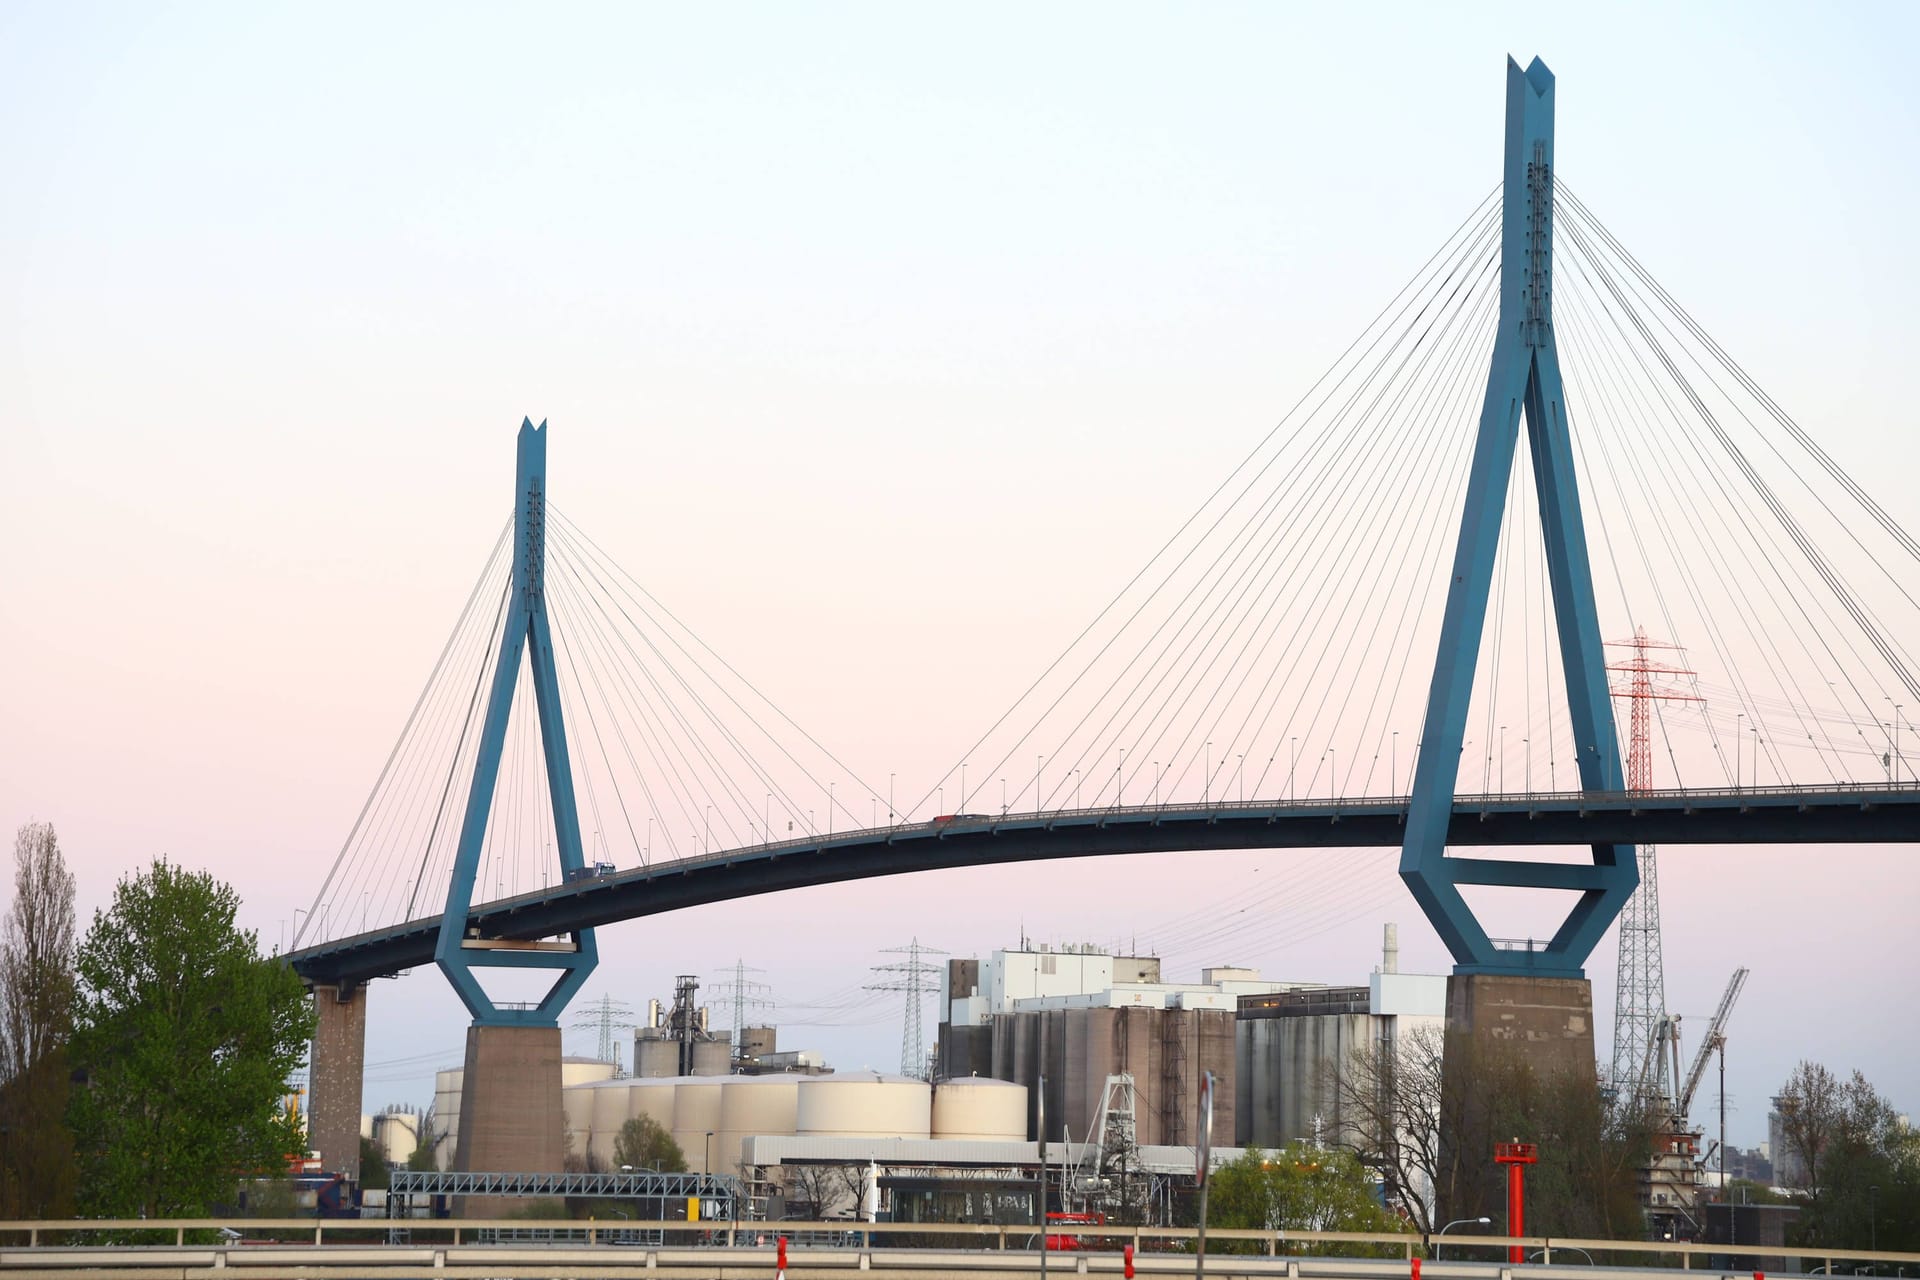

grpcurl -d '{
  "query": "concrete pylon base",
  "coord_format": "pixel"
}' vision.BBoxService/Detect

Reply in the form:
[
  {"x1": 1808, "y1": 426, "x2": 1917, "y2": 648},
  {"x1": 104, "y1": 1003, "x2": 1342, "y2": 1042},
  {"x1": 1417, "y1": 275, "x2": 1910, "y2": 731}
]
[
  {"x1": 1445, "y1": 973, "x2": 1595, "y2": 1077},
  {"x1": 1436, "y1": 973, "x2": 1596, "y2": 1223},
  {"x1": 309, "y1": 986, "x2": 366, "y2": 1184},
  {"x1": 454, "y1": 1024, "x2": 565, "y2": 1215}
]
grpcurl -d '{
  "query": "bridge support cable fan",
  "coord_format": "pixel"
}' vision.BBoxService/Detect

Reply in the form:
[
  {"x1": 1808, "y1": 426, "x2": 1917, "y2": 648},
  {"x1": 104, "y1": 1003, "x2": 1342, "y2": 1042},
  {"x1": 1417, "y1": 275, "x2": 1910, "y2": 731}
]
[
  {"x1": 294, "y1": 452, "x2": 888, "y2": 960},
  {"x1": 918, "y1": 58, "x2": 1920, "y2": 976}
]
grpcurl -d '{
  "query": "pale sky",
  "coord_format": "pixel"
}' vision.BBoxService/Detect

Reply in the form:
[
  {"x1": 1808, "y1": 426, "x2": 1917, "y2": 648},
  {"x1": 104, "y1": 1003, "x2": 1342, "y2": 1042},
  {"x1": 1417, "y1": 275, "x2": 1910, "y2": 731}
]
[{"x1": 4, "y1": 2, "x2": 1918, "y2": 1148}]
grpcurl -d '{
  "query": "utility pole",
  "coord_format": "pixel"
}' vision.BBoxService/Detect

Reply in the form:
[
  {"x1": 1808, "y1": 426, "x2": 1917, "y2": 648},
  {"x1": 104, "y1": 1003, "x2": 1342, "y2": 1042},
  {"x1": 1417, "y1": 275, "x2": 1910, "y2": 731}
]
[{"x1": 866, "y1": 939, "x2": 949, "y2": 1079}]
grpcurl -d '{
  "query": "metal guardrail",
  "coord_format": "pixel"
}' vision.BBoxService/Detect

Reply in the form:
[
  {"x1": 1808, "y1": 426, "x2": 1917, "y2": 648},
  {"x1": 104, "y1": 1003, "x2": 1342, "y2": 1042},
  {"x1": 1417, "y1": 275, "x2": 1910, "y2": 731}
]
[{"x1": 2, "y1": 1218, "x2": 1918, "y2": 1273}]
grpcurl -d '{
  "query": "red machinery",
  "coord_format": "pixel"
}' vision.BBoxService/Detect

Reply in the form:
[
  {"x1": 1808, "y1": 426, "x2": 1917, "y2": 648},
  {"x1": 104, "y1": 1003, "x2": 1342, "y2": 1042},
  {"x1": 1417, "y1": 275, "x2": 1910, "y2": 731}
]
[{"x1": 1044, "y1": 1211, "x2": 1106, "y2": 1251}]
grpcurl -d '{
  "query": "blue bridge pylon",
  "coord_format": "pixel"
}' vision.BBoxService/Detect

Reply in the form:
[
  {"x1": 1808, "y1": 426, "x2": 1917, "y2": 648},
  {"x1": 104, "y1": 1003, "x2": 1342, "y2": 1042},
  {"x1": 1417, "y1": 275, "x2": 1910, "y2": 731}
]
[
  {"x1": 1400, "y1": 56, "x2": 1635, "y2": 978},
  {"x1": 433, "y1": 419, "x2": 598, "y2": 1025}
]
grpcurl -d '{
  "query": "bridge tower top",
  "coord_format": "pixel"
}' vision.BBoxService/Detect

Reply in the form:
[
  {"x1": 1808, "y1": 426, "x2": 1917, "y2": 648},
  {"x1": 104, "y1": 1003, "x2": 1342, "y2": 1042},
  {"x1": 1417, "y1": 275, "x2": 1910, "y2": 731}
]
[
  {"x1": 432, "y1": 419, "x2": 599, "y2": 1026},
  {"x1": 1503, "y1": 57, "x2": 1556, "y2": 351},
  {"x1": 1398, "y1": 56, "x2": 1638, "y2": 978}
]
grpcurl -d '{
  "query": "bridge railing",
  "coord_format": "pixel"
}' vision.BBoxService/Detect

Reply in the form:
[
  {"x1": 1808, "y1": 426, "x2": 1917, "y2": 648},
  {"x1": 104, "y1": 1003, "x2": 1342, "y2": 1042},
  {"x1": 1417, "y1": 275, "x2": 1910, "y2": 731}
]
[{"x1": 3, "y1": 1217, "x2": 1918, "y2": 1274}]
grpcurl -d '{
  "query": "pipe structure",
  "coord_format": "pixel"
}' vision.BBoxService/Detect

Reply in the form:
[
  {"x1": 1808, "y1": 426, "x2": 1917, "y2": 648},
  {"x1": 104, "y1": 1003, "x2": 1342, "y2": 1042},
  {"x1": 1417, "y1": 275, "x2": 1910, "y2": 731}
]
[{"x1": 1494, "y1": 1141, "x2": 1539, "y2": 1264}]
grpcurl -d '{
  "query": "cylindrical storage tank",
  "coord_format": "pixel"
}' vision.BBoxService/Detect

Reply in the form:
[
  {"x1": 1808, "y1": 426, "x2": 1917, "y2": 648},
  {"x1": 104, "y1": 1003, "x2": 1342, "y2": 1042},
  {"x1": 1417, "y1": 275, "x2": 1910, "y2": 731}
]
[
  {"x1": 433, "y1": 1069, "x2": 464, "y2": 1172},
  {"x1": 374, "y1": 1111, "x2": 420, "y2": 1166},
  {"x1": 563, "y1": 1057, "x2": 619, "y2": 1087},
  {"x1": 932, "y1": 1078, "x2": 1028, "y2": 1142},
  {"x1": 691, "y1": 1040, "x2": 732, "y2": 1076},
  {"x1": 602, "y1": 1079, "x2": 680, "y2": 1171},
  {"x1": 637, "y1": 1038, "x2": 680, "y2": 1078},
  {"x1": 672, "y1": 1079, "x2": 726, "y2": 1173},
  {"x1": 796, "y1": 1074, "x2": 932, "y2": 1140},
  {"x1": 589, "y1": 1079, "x2": 633, "y2": 1170},
  {"x1": 562, "y1": 1083, "x2": 596, "y2": 1164},
  {"x1": 627, "y1": 1079, "x2": 678, "y2": 1130},
  {"x1": 714, "y1": 1075, "x2": 801, "y2": 1177}
]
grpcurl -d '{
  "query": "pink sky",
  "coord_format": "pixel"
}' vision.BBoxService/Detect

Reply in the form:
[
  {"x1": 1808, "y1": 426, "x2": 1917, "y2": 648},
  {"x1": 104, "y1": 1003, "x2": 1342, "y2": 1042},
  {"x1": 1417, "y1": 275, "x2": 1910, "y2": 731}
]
[{"x1": 5, "y1": 4, "x2": 1918, "y2": 1144}]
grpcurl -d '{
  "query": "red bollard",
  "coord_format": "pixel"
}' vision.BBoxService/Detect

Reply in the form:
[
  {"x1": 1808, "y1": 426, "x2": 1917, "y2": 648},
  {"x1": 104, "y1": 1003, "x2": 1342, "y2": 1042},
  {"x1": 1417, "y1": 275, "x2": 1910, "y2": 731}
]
[
  {"x1": 1124, "y1": 1244, "x2": 1135, "y2": 1278},
  {"x1": 1412, "y1": 1257, "x2": 1422, "y2": 1280},
  {"x1": 777, "y1": 1235, "x2": 788, "y2": 1280}
]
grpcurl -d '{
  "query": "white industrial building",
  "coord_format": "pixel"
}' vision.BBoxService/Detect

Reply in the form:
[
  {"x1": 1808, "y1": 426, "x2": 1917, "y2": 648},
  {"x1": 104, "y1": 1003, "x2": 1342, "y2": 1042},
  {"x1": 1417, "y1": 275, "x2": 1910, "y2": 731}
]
[{"x1": 944, "y1": 948, "x2": 1308, "y2": 1027}]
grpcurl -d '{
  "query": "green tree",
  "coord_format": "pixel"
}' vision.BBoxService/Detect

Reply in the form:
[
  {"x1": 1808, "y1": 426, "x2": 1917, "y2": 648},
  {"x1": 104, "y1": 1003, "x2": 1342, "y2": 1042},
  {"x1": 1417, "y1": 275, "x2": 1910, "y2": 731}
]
[
  {"x1": 0, "y1": 821, "x2": 79, "y2": 1218},
  {"x1": 359, "y1": 1136, "x2": 390, "y2": 1190},
  {"x1": 613, "y1": 1114, "x2": 686, "y2": 1172},
  {"x1": 407, "y1": 1131, "x2": 443, "y2": 1171},
  {"x1": 1777, "y1": 1061, "x2": 1920, "y2": 1252},
  {"x1": 67, "y1": 859, "x2": 315, "y2": 1217},
  {"x1": 1205, "y1": 1143, "x2": 1407, "y2": 1253}
]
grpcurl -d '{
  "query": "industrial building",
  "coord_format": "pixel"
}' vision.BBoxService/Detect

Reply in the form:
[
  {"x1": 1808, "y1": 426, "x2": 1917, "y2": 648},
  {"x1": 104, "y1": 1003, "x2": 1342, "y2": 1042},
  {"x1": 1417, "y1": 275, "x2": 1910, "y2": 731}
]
[
  {"x1": 552, "y1": 1068, "x2": 1237, "y2": 1225},
  {"x1": 938, "y1": 943, "x2": 1312, "y2": 1151},
  {"x1": 1234, "y1": 926, "x2": 1447, "y2": 1150}
]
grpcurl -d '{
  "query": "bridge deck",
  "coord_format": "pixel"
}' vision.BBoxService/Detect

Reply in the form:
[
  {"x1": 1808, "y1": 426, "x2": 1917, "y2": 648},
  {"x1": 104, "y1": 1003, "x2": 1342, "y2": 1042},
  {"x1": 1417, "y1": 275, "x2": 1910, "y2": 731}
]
[{"x1": 289, "y1": 784, "x2": 1919, "y2": 988}]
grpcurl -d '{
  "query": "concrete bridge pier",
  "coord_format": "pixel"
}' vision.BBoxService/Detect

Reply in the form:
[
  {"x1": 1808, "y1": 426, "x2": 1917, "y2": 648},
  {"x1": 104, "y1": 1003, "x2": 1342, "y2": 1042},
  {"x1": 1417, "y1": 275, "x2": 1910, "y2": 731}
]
[
  {"x1": 308, "y1": 984, "x2": 366, "y2": 1184},
  {"x1": 1437, "y1": 973, "x2": 1595, "y2": 1222},
  {"x1": 453, "y1": 1024, "x2": 565, "y2": 1215},
  {"x1": 1445, "y1": 973, "x2": 1596, "y2": 1077}
]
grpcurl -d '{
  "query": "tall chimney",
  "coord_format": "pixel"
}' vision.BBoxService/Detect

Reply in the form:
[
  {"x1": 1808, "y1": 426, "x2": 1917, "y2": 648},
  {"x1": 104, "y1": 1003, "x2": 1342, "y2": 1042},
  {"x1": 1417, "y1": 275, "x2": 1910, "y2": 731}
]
[{"x1": 1383, "y1": 922, "x2": 1399, "y2": 975}]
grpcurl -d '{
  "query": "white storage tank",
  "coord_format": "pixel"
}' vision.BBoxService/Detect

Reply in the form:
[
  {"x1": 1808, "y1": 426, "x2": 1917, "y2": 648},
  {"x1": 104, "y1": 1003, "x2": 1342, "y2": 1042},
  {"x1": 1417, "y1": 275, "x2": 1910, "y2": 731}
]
[
  {"x1": 372, "y1": 1111, "x2": 421, "y2": 1166},
  {"x1": 433, "y1": 1068, "x2": 464, "y2": 1171},
  {"x1": 627, "y1": 1078, "x2": 678, "y2": 1131},
  {"x1": 714, "y1": 1075, "x2": 801, "y2": 1177},
  {"x1": 932, "y1": 1078, "x2": 1028, "y2": 1142},
  {"x1": 672, "y1": 1078, "x2": 726, "y2": 1172},
  {"x1": 562, "y1": 1084, "x2": 596, "y2": 1165},
  {"x1": 563, "y1": 1056, "x2": 619, "y2": 1087},
  {"x1": 588, "y1": 1079, "x2": 634, "y2": 1170},
  {"x1": 797, "y1": 1073, "x2": 931, "y2": 1140}
]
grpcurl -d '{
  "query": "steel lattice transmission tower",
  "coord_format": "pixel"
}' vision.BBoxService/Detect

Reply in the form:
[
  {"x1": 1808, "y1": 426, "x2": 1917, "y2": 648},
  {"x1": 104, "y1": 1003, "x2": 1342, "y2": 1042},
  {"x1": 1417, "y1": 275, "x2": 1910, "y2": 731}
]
[
  {"x1": 866, "y1": 939, "x2": 947, "y2": 1079},
  {"x1": 569, "y1": 993, "x2": 635, "y2": 1071},
  {"x1": 1605, "y1": 628, "x2": 1699, "y2": 1105},
  {"x1": 709, "y1": 959, "x2": 773, "y2": 1063}
]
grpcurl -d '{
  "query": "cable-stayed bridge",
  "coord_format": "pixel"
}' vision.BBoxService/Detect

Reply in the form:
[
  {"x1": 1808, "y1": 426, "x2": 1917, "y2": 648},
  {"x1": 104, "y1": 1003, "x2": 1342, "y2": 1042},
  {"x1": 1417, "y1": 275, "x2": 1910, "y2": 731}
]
[
  {"x1": 295, "y1": 783, "x2": 1915, "y2": 992},
  {"x1": 286, "y1": 57, "x2": 1920, "y2": 1180}
]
